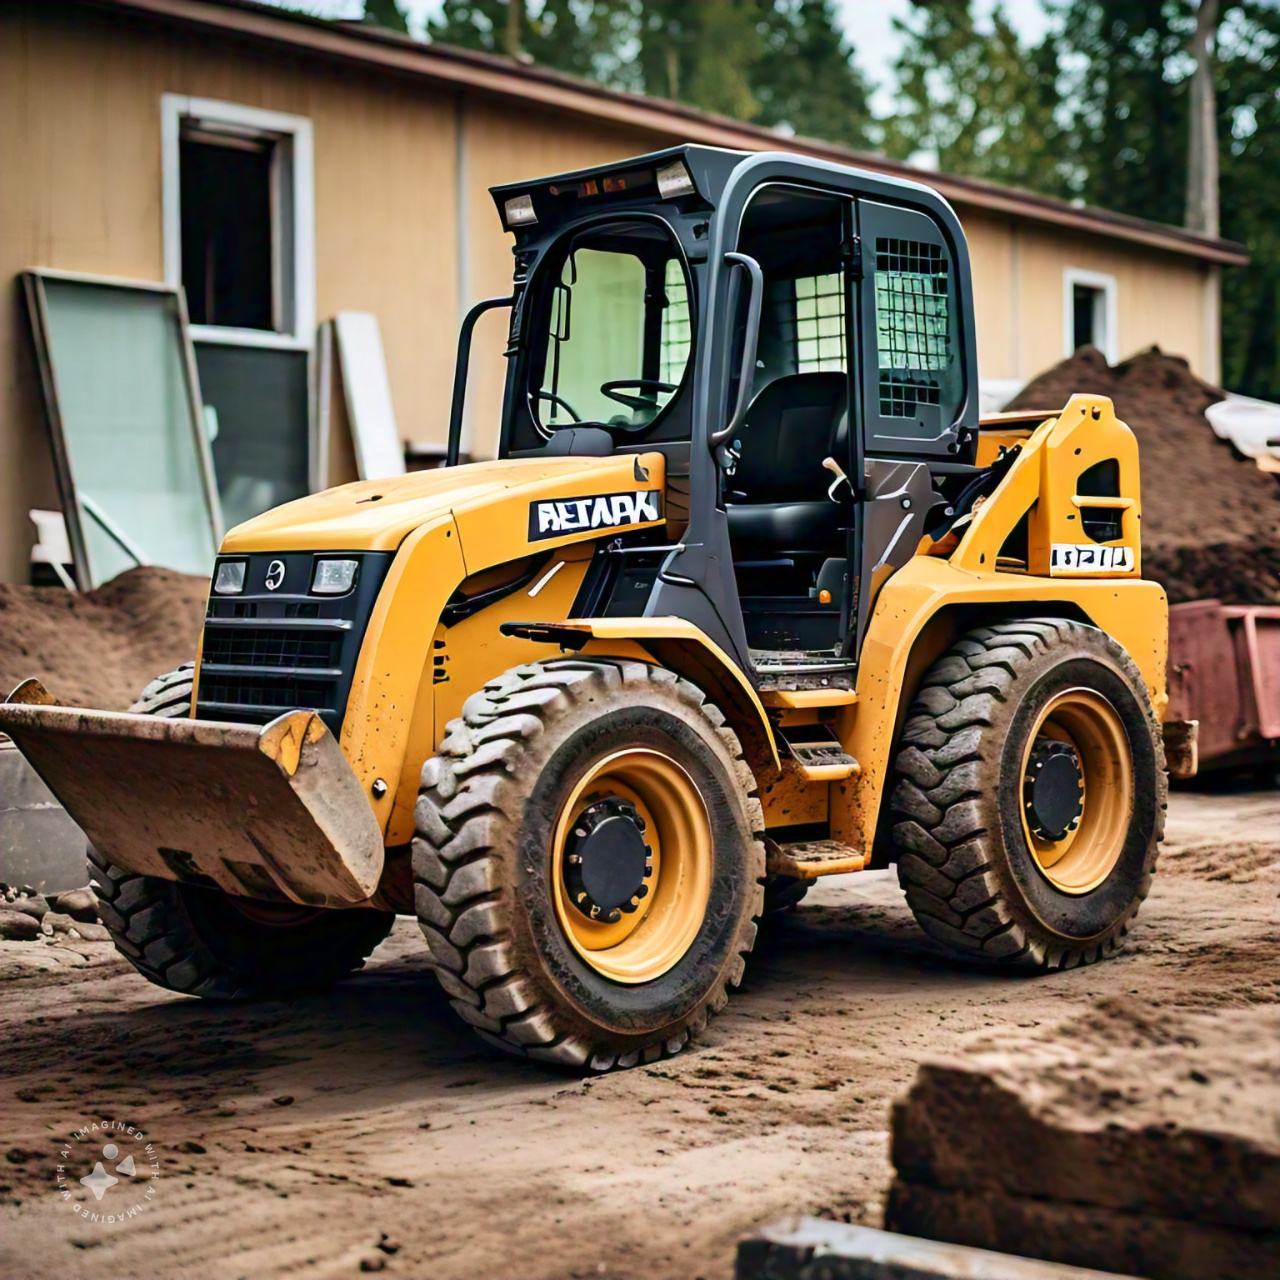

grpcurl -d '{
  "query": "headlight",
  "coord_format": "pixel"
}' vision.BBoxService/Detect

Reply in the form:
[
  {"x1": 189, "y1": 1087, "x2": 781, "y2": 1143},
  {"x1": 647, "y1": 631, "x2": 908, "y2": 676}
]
[
  {"x1": 656, "y1": 159, "x2": 695, "y2": 200},
  {"x1": 311, "y1": 558, "x2": 359, "y2": 595},
  {"x1": 504, "y1": 194, "x2": 537, "y2": 227},
  {"x1": 213, "y1": 560, "x2": 246, "y2": 595}
]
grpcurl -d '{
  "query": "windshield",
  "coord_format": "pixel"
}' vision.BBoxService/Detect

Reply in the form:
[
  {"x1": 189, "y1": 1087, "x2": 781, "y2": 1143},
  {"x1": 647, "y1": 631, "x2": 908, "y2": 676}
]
[{"x1": 531, "y1": 222, "x2": 692, "y2": 438}]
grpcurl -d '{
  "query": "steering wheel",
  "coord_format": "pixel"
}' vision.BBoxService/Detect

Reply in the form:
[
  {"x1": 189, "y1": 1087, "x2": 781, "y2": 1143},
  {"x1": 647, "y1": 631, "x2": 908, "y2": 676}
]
[
  {"x1": 535, "y1": 389, "x2": 582, "y2": 423},
  {"x1": 600, "y1": 379, "x2": 677, "y2": 412}
]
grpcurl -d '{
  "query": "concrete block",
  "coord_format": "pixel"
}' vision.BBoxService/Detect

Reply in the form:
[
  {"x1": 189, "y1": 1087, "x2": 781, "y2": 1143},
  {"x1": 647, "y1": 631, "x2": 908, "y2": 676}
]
[
  {"x1": 736, "y1": 1218, "x2": 1141, "y2": 1280},
  {"x1": 0, "y1": 740, "x2": 89, "y2": 893}
]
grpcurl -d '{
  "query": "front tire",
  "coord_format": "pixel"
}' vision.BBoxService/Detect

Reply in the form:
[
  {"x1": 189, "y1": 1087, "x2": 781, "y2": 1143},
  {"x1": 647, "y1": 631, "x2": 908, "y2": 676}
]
[
  {"x1": 89, "y1": 664, "x2": 395, "y2": 999},
  {"x1": 413, "y1": 658, "x2": 765, "y2": 1071},
  {"x1": 889, "y1": 619, "x2": 1165, "y2": 969}
]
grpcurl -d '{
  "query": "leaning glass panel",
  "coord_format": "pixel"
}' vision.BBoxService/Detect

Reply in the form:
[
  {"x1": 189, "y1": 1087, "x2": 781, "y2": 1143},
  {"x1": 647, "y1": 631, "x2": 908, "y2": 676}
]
[{"x1": 31, "y1": 275, "x2": 220, "y2": 587}]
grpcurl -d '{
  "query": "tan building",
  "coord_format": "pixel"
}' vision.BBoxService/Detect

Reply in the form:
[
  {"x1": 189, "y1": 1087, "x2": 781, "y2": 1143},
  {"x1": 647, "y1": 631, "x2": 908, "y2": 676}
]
[{"x1": 0, "y1": 0, "x2": 1247, "y2": 584}]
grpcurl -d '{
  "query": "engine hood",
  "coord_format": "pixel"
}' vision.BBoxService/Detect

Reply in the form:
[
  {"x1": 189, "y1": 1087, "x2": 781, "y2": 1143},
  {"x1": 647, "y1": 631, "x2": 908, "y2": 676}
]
[{"x1": 220, "y1": 453, "x2": 668, "y2": 569}]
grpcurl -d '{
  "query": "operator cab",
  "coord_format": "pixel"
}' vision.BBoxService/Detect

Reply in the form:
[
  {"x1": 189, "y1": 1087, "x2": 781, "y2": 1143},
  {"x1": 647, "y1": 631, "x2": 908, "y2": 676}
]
[{"x1": 471, "y1": 146, "x2": 979, "y2": 686}]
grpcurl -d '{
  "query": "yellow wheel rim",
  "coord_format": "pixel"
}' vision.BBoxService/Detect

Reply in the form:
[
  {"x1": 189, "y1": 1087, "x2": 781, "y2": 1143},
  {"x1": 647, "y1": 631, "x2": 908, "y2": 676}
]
[
  {"x1": 551, "y1": 748, "x2": 712, "y2": 984},
  {"x1": 1019, "y1": 688, "x2": 1134, "y2": 895}
]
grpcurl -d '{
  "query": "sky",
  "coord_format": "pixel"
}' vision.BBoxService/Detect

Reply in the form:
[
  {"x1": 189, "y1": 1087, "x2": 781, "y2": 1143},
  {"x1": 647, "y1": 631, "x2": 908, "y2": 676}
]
[{"x1": 262, "y1": 0, "x2": 1056, "y2": 114}]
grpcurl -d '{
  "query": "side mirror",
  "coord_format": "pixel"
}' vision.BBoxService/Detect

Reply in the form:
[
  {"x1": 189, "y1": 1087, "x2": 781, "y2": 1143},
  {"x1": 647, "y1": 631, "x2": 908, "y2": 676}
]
[{"x1": 709, "y1": 252, "x2": 763, "y2": 452}]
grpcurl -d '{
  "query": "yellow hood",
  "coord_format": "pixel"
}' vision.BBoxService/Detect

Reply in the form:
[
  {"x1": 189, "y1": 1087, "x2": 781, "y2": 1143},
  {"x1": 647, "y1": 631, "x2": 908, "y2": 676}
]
[{"x1": 220, "y1": 453, "x2": 667, "y2": 570}]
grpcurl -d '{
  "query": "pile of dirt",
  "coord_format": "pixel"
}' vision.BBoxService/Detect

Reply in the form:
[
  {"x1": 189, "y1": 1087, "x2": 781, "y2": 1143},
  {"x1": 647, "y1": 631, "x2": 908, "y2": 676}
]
[
  {"x1": 0, "y1": 567, "x2": 207, "y2": 712},
  {"x1": 1006, "y1": 346, "x2": 1280, "y2": 603},
  {"x1": 886, "y1": 1000, "x2": 1280, "y2": 1279}
]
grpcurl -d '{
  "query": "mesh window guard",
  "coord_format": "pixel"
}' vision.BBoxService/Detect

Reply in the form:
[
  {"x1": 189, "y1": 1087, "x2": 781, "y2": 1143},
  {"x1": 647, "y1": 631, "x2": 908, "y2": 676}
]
[
  {"x1": 794, "y1": 273, "x2": 846, "y2": 373},
  {"x1": 659, "y1": 258, "x2": 692, "y2": 386},
  {"x1": 874, "y1": 238, "x2": 950, "y2": 418}
]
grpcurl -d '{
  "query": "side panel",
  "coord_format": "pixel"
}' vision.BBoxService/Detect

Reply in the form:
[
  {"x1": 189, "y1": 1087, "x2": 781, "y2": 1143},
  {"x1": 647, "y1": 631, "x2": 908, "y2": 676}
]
[
  {"x1": 832, "y1": 555, "x2": 1168, "y2": 855},
  {"x1": 384, "y1": 546, "x2": 593, "y2": 843},
  {"x1": 341, "y1": 515, "x2": 466, "y2": 835}
]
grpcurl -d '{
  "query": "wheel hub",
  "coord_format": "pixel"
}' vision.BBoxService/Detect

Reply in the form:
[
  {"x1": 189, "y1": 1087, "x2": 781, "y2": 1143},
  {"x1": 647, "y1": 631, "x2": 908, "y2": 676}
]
[
  {"x1": 1023, "y1": 739, "x2": 1084, "y2": 842},
  {"x1": 563, "y1": 798, "x2": 653, "y2": 924}
]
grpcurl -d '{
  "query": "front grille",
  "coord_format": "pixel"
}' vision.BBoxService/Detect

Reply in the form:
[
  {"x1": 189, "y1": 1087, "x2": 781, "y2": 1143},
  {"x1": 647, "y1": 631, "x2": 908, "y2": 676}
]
[
  {"x1": 198, "y1": 673, "x2": 339, "y2": 719},
  {"x1": 201, "y1": 626, "x2": 343, "y2": 671},
  {"x1": 195, "y1": 552, "x2": 393, "y2": 733}
]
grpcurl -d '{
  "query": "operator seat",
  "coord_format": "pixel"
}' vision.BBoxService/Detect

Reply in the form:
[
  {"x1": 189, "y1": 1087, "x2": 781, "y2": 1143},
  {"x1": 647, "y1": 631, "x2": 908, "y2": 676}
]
[{"x1": 725, "y1": 372, "x2": 848, "y2": 556}]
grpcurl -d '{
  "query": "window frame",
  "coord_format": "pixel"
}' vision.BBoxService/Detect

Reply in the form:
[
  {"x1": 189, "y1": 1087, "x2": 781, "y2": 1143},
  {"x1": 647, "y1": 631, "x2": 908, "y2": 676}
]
[
  {"x1": 1062, "y1": 267, "x2": 1118, "y2": 364},
  {"x1": 161, "y1": 95, "x2": 315, "y2": 353},
  {"x1": 520, "y1": 214, "x2": 697, "y2": 445}
]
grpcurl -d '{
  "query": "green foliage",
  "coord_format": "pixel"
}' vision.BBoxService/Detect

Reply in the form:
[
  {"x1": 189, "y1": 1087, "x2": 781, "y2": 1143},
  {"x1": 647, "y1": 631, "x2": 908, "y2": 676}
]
[
  {"x1": 362, "y1": 0, "x2": 408, "y2": 34},
  {"x1": 1043, "y1": 0, "x2": 1280, "y2": 399},
  {"x1": 888, "y1": 0, "x2": 1280, "y2": 399},
  {"x1": 428, "y1": 1, "x2": 872, "y2": 145},
  {"x1": 883, "y1": 0, "x2": 1070, "y2": 194}
]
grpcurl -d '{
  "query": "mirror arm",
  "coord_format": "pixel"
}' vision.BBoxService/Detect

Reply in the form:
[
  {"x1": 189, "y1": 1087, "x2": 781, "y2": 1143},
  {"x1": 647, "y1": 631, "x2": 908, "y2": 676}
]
[
  {"x1": 448, "y1": 295, "x2": 514, "y2": 467},
  {"x1": 709, "y1": 252, "x2": 764, "y2": 450}
]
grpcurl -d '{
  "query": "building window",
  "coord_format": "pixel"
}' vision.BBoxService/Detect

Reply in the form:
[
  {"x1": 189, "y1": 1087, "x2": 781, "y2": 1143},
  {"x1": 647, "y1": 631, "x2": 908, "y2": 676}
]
[
  {"x1": 180, "y1": 132, "x2": 275, "y2": 331},
  {"x1": 794, "y1": 273, "x2": 846, "y2": 373},
  {"x1": 161, "y1": 96, "x2": 316, "y2": 529},
  {"x1": 1063, "y1": 268, "x2": 1118, "y2": 363},
  {"x1": 162, "y1": 96, "x2": 314, "y2": 345}
]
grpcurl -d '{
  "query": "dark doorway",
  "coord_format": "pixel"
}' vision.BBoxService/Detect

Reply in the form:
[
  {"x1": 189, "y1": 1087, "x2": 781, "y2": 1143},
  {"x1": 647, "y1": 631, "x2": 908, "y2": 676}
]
[
  {"x1": 180, "y1": 135, "x2": 275, "y2": 331},
  {"x1": 1073, "y1": 283, "x2": 1103, "y2": 352}
]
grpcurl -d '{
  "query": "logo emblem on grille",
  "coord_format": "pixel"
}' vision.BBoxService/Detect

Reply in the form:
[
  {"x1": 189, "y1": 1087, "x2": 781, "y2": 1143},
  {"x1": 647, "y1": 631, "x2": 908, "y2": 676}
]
[{"x1": 264, "y1": 560, "x2": 286, "y2": 591}]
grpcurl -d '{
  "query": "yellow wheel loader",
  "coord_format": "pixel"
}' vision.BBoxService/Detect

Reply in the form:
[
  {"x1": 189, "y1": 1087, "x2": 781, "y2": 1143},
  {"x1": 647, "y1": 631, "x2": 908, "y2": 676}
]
[{"x1": 1, "y1": 148, "x2": 1186, "y2": 1070}]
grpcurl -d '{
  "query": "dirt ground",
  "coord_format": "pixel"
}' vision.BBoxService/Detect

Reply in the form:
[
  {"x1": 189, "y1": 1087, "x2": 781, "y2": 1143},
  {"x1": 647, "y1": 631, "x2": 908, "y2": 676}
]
[{"x1": 1, "y1": 787, "x2": 1276, "y2": 1280}]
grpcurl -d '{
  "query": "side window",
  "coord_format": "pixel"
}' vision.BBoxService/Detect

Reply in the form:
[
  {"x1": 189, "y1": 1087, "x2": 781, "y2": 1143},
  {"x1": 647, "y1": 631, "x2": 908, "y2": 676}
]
[
  {"x1": 545, "y1": 248, "x2": 647, "y2": 427},
  {"x1": 874, "y1": 239, "x2": 949, "y2": 416},
  {"x1": 794, "y1": 273, "x2": 846, "y2": 373},
  {"x1": 859, "y1": 200, "x2": 965, "y2": 456},
  {"x1": 659, "y1": 257, "x2": 692, "y2": 386}
]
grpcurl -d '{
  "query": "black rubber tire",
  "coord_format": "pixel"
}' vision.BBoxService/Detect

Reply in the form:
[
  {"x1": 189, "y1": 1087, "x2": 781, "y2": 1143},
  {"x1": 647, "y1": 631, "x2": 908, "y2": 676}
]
[
  {"x1": 413, "y1": 657, "x2": 765, "y2": 1071},
  {"x1": 889, "y1": 618, "x2": 1166, "y2": 969},
  {"x1": 88, "y1": 664, "x2": 395, "y2": 1000}
]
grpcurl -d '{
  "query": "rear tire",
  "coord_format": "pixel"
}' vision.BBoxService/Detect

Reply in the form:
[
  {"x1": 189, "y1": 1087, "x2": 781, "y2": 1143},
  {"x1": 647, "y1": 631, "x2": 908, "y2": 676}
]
[
  {"x1": 413, "y1": 658, "x2": 765, "y2": 1071},
  {"x1": 88, "y1": 664, "x2": 394, "y2": 999},
  {"x1": 889, "y1": 619, "x2": 1165, "y2": 969}
]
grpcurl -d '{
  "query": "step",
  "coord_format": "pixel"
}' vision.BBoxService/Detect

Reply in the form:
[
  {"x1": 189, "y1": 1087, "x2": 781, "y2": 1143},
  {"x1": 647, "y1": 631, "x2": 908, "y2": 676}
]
[
  {"x1": 759, "y1": 688, "x2": 858, "y2": 709},
  {"x1": 767, "y1": 838, "x2": 865, "y2": 879}
]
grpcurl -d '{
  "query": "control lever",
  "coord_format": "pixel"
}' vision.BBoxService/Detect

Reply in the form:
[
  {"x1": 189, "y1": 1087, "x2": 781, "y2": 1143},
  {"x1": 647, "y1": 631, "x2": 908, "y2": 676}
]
[
  {"x1": 822, "y1": 456, "x2": 850, "y2": 501},
  {"x1": 718, "y1": 438, "x2": 742, "y2": 476}
]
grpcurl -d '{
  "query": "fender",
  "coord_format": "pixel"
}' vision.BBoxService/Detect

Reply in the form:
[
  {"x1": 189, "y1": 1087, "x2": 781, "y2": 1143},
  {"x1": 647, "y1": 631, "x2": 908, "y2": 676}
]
[
  {"x1": 501, "y1": 617, "x2": 781, "y2": 779},
  {"x1": 831, "y1": 556, "x2": 1168, "y2": 858}
]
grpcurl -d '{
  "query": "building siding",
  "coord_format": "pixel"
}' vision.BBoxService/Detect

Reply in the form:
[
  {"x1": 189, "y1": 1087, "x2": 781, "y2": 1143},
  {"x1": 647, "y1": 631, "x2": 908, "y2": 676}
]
[{"x1": 0, "y1": 2, "x2": 1226, "y2": 582}]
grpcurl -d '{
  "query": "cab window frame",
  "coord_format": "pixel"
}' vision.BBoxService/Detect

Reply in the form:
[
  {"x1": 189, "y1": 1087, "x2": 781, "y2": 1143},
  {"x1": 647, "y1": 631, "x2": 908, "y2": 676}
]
[{"x1": 511, "y1": 211, "x2": 699, "y2": 453}]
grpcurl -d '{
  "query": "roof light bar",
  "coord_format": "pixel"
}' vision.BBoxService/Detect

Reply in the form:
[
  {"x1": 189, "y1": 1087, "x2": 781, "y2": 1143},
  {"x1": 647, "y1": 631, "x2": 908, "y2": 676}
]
[
  {"x1": 656, "y1": 159, "x2": 695, "y2": 200},
  {"x1": 504, "y1": 194, "x2": 538, "y2": 227}
]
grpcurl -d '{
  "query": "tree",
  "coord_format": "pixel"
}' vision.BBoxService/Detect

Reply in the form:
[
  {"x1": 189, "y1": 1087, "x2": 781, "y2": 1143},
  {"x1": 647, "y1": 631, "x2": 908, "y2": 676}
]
[
  {"x1": 883, "y1": 1, "x2": 1069, "y2": 193},
  {"x1": 362, "y1": 0, "x2": 408, "y2": 34},
  {"x1": 429, "y1": 1, "x2": 872, "y2": 146},
  {"x1": 1048, "y1": 0, "x2": 1280, "y2": 397},
  {"x1": 1185, "y1": 0, "x2": 1221, "y2": 234}
]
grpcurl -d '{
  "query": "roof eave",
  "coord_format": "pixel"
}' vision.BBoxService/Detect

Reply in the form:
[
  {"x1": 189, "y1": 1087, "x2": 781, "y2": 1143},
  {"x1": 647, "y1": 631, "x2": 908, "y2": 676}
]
[{"x1": 77, "y1": 0, "x2": 1249, "y2": 268}]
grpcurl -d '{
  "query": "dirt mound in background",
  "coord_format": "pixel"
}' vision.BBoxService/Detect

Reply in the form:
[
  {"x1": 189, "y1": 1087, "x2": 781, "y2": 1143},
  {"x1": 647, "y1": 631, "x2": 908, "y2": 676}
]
[
  {"x1": 1146, "y1": 541, "x2": 1280, "y2": 605},
  {"x1": 1007, "y1": 346, "x2": 1280, "y2": 602},
  {"x1": 0, "y1": 567, "x2": 207, "y2": 712},
  {"x1": 1008, "y1": 345, "x2": 1279, "y2": 550}
]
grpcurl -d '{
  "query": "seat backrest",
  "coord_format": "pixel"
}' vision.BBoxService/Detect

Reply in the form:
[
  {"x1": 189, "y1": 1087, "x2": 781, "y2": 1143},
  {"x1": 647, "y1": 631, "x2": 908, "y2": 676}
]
[{"x1": 735, "y1": 372, "x2": 847, "y2": 503}]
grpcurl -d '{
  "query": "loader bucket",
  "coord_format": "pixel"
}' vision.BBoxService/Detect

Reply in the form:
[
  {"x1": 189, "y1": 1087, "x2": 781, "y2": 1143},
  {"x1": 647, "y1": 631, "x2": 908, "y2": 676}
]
[{"x1": 0, "y1": 684, "x2": 384, "y2": 907}]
